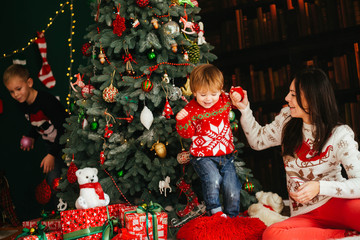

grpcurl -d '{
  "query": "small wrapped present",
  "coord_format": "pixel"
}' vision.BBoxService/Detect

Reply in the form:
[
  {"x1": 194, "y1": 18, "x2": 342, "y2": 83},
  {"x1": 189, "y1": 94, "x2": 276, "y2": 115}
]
[
  {"x1": 124, "y1": 202, "x2": 168, "y2": 240},
  {"x1": 15, "y1": 230, "x2": 63, "y2": 240},
  {"x1": 118, "y1": 204, "x2": 137, "y2": 226},
  {"x1": 23, "y1": 218, "x2": 61, "y2": 231},
  {"x1": 60, "y1": 204, "x2": 121, "y2": 240}
]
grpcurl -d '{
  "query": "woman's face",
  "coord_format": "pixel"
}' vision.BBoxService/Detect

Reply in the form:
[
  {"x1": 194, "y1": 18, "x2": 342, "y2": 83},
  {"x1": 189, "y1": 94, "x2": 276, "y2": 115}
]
[{"x1": 285, "y1": 80, "x2": 311, "y2": 124}]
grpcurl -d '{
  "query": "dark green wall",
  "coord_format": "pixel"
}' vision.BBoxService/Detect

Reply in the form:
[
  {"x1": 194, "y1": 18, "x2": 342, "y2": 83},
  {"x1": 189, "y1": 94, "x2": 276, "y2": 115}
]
[{"x1": 0, "y1": 0, "x2": 92, "y2": 221}]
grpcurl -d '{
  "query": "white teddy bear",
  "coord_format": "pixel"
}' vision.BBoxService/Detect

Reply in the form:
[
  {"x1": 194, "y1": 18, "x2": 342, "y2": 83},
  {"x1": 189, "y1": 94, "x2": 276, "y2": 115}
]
[
  {"x1": 75, "y1": 167, "x2": 110, "y2": 209},
  {"x1": 247, "y1": 191, "x2": 288, "y2": 226}
]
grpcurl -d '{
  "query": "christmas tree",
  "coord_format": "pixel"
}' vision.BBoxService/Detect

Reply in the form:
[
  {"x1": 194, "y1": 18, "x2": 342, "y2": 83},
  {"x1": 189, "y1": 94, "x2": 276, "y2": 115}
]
[{"x1": 58, "y1": 0, "x2": 260, "y2": 226}]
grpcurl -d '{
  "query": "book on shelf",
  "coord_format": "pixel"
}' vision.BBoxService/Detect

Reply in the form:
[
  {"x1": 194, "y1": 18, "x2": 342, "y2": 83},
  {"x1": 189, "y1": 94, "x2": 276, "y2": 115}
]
[
  {"x1": 354, "y1": 43, "x2": 360, "y2": 88},
  {"x1": 235, "y1": 9, "x2": 244, "y2": 49},
  {"x1": 269, "y1": 4, "x2": 279, "y2": 42}
]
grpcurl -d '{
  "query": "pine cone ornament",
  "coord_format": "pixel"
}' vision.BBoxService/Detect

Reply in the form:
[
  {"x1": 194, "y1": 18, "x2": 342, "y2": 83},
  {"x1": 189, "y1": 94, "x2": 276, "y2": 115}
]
[
  {"x1": 136, "y1": 0, "x2": 149, "y2": 7},
  {"x1": 35, "y1": 179, "x2": 52, "y2": 205},
  {"x1": 67, "y1": 162, "x2": 78, "y2": 183},
  {"x1": 187, "y1": 43, "x2": 200, "y2": 64}
]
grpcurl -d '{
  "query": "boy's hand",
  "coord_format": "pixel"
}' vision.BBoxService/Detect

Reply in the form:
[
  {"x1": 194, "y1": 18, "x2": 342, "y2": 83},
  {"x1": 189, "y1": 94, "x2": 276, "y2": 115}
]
[
  {"x1": 20, "y1": 136, "x2": 34, "y2": 151},
  {"x1": 40, "y1": 154, "x2": 55, "y2": 173},
  {"x1": 176, "y1": 109, "x2": 189, "y2": 120},
  {"x1": 230, "y1": 89, "x2": 249, "y2": 110}
]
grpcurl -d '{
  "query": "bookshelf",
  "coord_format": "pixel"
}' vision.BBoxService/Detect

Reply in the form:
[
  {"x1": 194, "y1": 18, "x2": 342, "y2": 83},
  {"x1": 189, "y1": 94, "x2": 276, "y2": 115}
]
[{"x1": 198, "y1": 0, "x2": 360, "y2": 198}]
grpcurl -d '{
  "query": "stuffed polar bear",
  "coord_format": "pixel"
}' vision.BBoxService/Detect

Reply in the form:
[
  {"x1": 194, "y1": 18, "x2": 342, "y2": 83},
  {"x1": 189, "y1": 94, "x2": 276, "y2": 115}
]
[
  {"x1": 75, "y1": 167, "x2": 110, "y2": 209},
  {"x1": 247, "y1": 191, "x2": 288, "y2": 226}
]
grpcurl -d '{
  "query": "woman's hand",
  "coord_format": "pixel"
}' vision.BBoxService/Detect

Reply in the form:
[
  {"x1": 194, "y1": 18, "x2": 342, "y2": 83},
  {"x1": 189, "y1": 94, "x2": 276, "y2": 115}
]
[
  {"x1": 176, "y1": 109, "x2": 189, "y2": 120},
  {"x1": 289, "y1": 181, "x2": 320, "y2": 204},
  {"x1": 230, "y1": 88, "x2": 249, "y2": 110}
]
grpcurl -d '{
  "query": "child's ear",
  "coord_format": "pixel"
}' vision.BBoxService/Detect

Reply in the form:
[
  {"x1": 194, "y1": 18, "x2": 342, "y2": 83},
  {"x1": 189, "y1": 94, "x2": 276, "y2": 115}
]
[{"x1": 27, "y1": 78, "x2": 34, "y2": 87}]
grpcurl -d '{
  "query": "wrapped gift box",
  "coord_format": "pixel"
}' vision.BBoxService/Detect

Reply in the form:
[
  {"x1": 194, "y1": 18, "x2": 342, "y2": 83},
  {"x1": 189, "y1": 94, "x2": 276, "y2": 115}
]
[
  {"x1": 23, "y1": 218, "x2": 62, "y2": 231},
  {"x1": 60, "y1": 204, "x2": 122, "y2": 240},
  {"x1": 15, "y1": 230, "x2": 63, "y2": 240},
  {"x1": 118, "y1": 204, "x2": 137, "y2": 226},
  {"x1": 124, "y1": 211, "x2": 167, "y2": 240}
]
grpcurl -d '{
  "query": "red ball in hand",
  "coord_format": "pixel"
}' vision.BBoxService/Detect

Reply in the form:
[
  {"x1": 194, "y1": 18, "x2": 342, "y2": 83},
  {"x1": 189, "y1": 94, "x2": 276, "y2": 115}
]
[
  {"x1": 20, "y1": 136, "x2": 33, "y2": 148},
  {"x1": 230, "y1": 86, "x2": 245, "y2": 101}
]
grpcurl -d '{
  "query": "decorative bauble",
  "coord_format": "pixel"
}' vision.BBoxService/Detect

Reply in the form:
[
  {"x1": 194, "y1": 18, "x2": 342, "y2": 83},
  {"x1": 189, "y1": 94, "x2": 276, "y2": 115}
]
[
  {"x1": 103, "y1": 84, "x2": 119, "y2": 103},
  {"x1": 67, "y1": 162, "x2": 78, "y2": 183},
  {"x1": 177, "y1": 150, "x2": 190, "y2": 164},
  {"x1": 98, "y1": 52, "x2": 106, "y2": 64},
  {"x1": 81, "y1": 84, "x2": 95, "y2": 98},
  {"x1": 52, "y1": 177, "x2": 61, "y2": 191},
  {"x1": 82, "y1": 118, "x2": 88, "y2": 129},
  {"x1": 90, "y1": 120, "x2": 99, "y2": 131},
  {"x1": 187, "y1": 42, "x2": 200, "y2": 64},
  {"x1": 231, "y1": 122, "x2": 238, "y2": 131},
  {"x1": 163, "y1": 21, "x2": 180, "y2": 38},
  {"x1": 81, "y1": 42, "x2": 92, "y2": 56},
  {"x1": 141, "y1": 79, "x2": 153, "y2": 92},
  {"x1": 151, "y1": 18, "x2": 159, "y2": 29},
  {"x1": 140, "y1": 106, "x2": 153, "y2": 130},
  {"x1": 169, "y1": 86, "x2": 182, "y2": 101},
  {"x1": 20, "y1": 136, "x2": 33, "y2": 148},
  {"x1": 243, "y1": 178, "x2": 254, "y2": 193},
  {"x1": 229, "y1": 110, "x2": 236, "y2": 122},
  {"x1": 151, "y1": 142, "x2": 167, "y2": 158},
  {"x1": 230, "y1": 86, "x2": 245, "y2": 101},
  {"x1": 117, "y1": 170, "x2": 124, "y2": 177},
  {"x1": 112, "y1": 14, "x2": 126, "y2": 37},
  {"x1": 147, "y1": 50, "x2": 156, "y2": 60},
  {"x1": 35, "y1": 179, "x2": 52, "y2": 205},
  {"x1": 136, "y1": 0, "x2": 149, "y2": 7},
  {"x1": 171, "y1": 43, "x2": 178, "y2": 53}
]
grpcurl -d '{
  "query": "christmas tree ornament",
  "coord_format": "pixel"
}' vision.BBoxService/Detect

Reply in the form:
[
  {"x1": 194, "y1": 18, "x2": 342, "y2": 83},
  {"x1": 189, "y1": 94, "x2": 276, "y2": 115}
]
[
  {"x1": 81, "y1": 42, "x2": 92, "y2": 56},
  {"x1": 117, "y1": 113, "x2": 134, "y2": 123},
  {"x1": 179, "y1": 16, "x2": 196, "y2": 35},
  {"x1": 140, "y1": 105, "x2": 153, "y2": 130},
  {"x1": 231, "y1": 122, "x2": 238, "y2": 131},
  {"x1": 151, "y1": 18, "x2": 159, "y2": 29},
  {"x1": 187, "y1": 42, "x2": 200, "y2": 63},
  {"x1": 20, "y1": 136, "x2": 33, "y2": 148},
  {"x1": 141, "y1": 79, "x2": 153, "y2": 92},
  {"x1": 90, "y1": 118, "x2": 99, "y2": 131},
  {"x1": 100, "y1": 150, "x2": 105, "y2": 164},
  {"x1": 81, "y1": 84, "x2": 95, "y2": 98},
  {"x1": 197, "y1": 22, "x2": 206, "y2": 45},
  {"x1": 176, "y1": 178, "x2": 200, "y2": 217},
  {"x1": 112, "y1": 4, "x2": 126, "y2": 37},
  {"x1": 163, "y1": 20, "x2": 180, "y2": 38},
  {"x1": 169, "y1": 84, "x2": 182, "y2": 101},
  {"x1": 162, "y1": 99, "x2": 174, "y2": 119},
  {"x1": 67, "y1": 161, "x2": 78, "y2": 183},
  {"x1": 151, "y1": 141, "x2": 167, "y2": 158},
  {"x1": 117, "y1": 170, "x2": 124, "y2": 177},
  {"x1": 229, "y1": 110, "x2": 236, "y2": 122},
  {"x1": 123, "y1": 49, "x2": 136, "y2": 75},
  {"x1": 230, "y1": 86, "x2": 245, "y2": 101},
  {"x1": 103, "y1": 84, "x2": 118, "y2": 103},
  {"x1": 162, "y1": 73, "x2": 170, "y2": 83},
  {"x1": 181, "y1": 76, "x2": 192, "y2": 96},
  {"x1": 82, "y1": 118, "x2": 88, "y2": 129},
  {"x1": 178, "y1": 0, "x2": 195, "y2": 7},
  {"x1": 35, "y1": 32, "x2": 56, "y2": 88},
  {"x1": 132, "y1": 18, "x2": 140, "y2": 28},
  {"x1": 183, "y1": 50, "x2": 189, "y2": 61},
  {"x1": 98, "y1": 48, "x2": 106, "y2": 64},
  {"x1": 70, "y1": 73, "x2": 85, "y2": 92},
  {"x1": 177, "y1": 149, "x2": 190, "y2": 164},
  {"x1": 57, "y1": 198, "x2": 68, "y2": 212},
  {"x1": 159, "y1": 176, "x2": 172, "y2": 197},
  {"x1": 52, "y1": 177, "x2": 61, "y2": 191},
  {"x1": 35, "y1": 179, "x2": 52, "y2": 205},
  {"x1": 136, "y1": 0, "x2": 149, "y2": 8},
  {"x1": 147, "y1": 49, "x2": 156, "y2": 60},
  {"x1": 104, "y1": 123, "x2": 113, "y2": 138},
  {"x1": 92, "y1": 45, "x2": 97, "y2": 59},
  {"x1": 243, "y1": 177, "x2": 254, "y2": 193},
  {"x1": 171, "y1": 42, "x2": 178, "y2": 53}
]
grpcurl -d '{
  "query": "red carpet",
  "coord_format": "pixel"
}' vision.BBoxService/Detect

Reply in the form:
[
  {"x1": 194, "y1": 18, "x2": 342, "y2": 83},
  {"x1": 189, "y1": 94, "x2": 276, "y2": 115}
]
[{"x1": 176, "y1": 215, "x2": 266, "y2": 240}]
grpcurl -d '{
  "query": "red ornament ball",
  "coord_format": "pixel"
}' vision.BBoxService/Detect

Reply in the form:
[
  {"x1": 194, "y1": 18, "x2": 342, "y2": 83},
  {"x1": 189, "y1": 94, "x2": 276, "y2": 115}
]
[
  {"x1": 67, "y1": 162, "x2": 78, "y2": 183},
  {"x1": 81, "y1": 84, "x2": 95, "y2": 98},
  {"x1": 20, "y1": 136, "x2": 33, "y2": 148},
  {"x1": 141, "y1": 79, "x2": 153, "y2": 92},
  {"x1": 52, "y1": 177, "x2": 61, "y2": 191},
  {"x1": 230, "y1": 86, "x2": 245, "y2": 101},
  {"x1": 81, "y1": 42, "x2": 92, "y2": 56},
  {"x1": 136, "y1": 0, "x2": 149, "y2": 8},
  {"x1": 35, "y1": 179, "x2": 52, "y2": 205}
]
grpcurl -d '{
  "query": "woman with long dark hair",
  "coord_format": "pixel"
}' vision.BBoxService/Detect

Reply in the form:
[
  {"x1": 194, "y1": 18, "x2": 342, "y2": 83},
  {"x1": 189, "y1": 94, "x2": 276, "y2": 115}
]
[{"x1": 231, "y1": 67, "x2": 360, "y2": 239}]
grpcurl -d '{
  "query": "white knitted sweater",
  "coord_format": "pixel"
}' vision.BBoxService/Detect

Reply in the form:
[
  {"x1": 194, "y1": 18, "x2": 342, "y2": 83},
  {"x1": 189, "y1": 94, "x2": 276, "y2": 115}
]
[{"x1": 240, "y1": 105, "x2": 360, "y2": 216}]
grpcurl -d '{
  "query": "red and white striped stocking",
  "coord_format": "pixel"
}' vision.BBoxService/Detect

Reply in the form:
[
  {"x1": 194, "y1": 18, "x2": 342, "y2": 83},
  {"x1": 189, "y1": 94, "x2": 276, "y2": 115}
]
[{"x1": 35, "y1": 32, "x2": 56, "y2": 88}]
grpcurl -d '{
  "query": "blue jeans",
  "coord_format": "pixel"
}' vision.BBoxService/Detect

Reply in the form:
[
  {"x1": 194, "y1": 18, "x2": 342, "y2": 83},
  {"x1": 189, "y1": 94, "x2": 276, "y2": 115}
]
[{"x1": 190, "y1": 153, "x2": 241, "y2": 217}]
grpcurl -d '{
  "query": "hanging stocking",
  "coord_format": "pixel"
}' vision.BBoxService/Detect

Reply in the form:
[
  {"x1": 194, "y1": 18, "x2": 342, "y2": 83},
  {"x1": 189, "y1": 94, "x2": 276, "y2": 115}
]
[
  {"x1": 35, "y1": 32, "x2": 56, "y2": 88},
  {"x1": 176, "y1": 178, "x2": 200, "y2": 217}
]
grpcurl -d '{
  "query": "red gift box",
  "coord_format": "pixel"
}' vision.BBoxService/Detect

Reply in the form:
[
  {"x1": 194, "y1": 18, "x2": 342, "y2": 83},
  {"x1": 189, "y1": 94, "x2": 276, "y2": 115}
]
[
  {"x1": 60, "y1": 204, "x2": 122, "y2": 240},
  {"x1": 124, "y1": 211, "x2": 168, "y2": 240},
  {"x1": 23, "y1": 218, "x2": 62, "y2": 231},
  {"x1": 14, "y1": 230, "x2": 63, "y2": 240},
  {"x1": 118, "y1": 204, "x2": 137, "y2": 226}
]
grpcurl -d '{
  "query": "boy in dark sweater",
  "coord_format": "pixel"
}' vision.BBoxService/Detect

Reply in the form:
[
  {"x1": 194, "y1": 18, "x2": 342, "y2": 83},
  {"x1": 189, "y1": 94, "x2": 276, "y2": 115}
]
[{"x1": 3, "y1": 64, "x2": 68, "y2": 209}]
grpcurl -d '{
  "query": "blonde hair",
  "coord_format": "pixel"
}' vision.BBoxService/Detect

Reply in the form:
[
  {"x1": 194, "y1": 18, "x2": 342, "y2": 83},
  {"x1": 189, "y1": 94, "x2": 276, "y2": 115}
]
[
  {"x1": 190, "y1": 64, "x2": 224, "y2": 93},
  {"x1": 3, "y1": 64, "x2": 29, "y2": 85}
]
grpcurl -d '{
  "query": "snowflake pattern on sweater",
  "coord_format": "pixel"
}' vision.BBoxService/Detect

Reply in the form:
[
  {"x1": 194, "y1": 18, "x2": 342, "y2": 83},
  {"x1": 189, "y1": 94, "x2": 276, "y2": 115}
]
[
  {"x1": 176, "y1": 92, "x2": 234, "y2": 157},
  {"x1": 240, "y1": 105, "x2": 360, "y2": 217}
]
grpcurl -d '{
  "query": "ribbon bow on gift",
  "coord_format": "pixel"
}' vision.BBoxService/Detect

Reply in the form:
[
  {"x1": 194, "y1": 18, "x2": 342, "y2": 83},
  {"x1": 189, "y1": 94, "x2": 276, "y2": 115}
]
[
  {"x1": 15, "y1": 221, "x2": 47, "y2": 240},
  {"x1": 136, "y1": 202, "x2": 163, "y2": 240}
]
